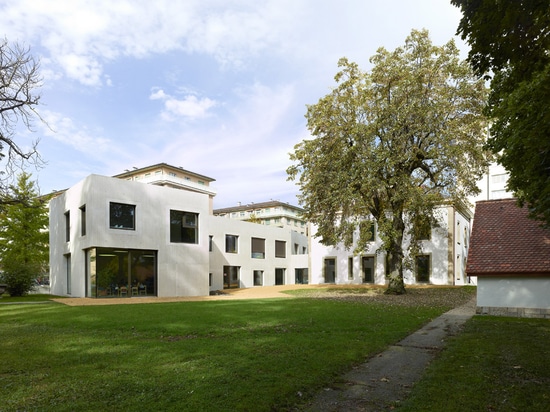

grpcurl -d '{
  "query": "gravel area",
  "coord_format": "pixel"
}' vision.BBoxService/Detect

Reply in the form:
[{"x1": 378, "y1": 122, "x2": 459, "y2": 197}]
[{"x1": 292, "y1": 285, "x2": 476, "y2": 308}]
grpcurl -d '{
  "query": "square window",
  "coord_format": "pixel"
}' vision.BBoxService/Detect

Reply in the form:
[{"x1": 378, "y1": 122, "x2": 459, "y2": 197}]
[
  {"x1": 110, "y1": 202, "x2": 136, "y2": 230},
  {"x1": 170, "y1": 210, "x2": 198, "y2": 243}
]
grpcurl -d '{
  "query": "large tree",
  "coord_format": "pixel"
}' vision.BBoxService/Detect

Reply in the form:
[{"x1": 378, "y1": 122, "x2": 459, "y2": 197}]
[
  {"x1": 0, "y1": 38, "x2": 43, "y2": 195},
  {"x1": 288, "y1": 29, "x2": 489, "y2": 294},
  {"x1": 0, "y1": 173, "x2": 49, "y2": 296},
  {"x1": 452, "y1": 0, "x2": 550, "y2": 226}
]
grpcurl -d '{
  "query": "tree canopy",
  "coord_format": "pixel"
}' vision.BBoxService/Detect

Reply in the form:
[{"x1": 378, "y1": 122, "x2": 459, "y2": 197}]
[
  {"x1": 0, "y1": 39, "x2": 43, "y2": 195},
  {"x1": 0, "y1": 173, "x2": 49, "y2": 296},
  {"x1": 288, "y1": 29, "x2": 489, "y2": 294},
  {"x1": 452, "y1": 0, "x2": 550, "y2": 225}
]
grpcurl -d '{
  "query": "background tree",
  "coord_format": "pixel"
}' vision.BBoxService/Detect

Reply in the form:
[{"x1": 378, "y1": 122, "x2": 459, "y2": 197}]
[
  {"x1": 452, "y1": 0, "x2": 550, "y2": 226},
  {"x1": 0, "y1": 38, "x2": 43, "y2": 195},
  {"x1": 288, "y1": 29, "x2": 489, "y2": 294},
  {"x1": 0, "y1": 173, "x2": 49, "y2": 296}
]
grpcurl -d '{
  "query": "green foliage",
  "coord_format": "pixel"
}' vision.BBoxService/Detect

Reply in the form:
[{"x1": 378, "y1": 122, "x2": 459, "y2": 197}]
[
  {"x1": 453, "y1": 0, "x2": 550, "y2": 226},
  {"x1": 0, "y1": 173, "x2": 49, "y2": 296},
  {"x1": 288, "y1": 29, "x2": 489, "y2": 293}
]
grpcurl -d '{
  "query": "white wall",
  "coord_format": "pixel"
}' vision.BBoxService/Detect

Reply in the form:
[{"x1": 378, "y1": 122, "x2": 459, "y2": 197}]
[
  {"x1": 208, "y1": 216, "x2": 309, "y2": 290},
  {"x1": 478, "y1": 277, "x2": 550, "y2": 309},
  {"x1": 50, "y1": 174, "x2": 211, "y2": 298},
  {"x1": 308, "y1": 206, "x2": 470, "y2": 286}
]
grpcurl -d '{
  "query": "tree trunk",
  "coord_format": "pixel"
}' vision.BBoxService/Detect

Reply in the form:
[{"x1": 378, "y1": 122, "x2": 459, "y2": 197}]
[{"x1": 384, "y1": 212, "x2": 406, "y2": 295}]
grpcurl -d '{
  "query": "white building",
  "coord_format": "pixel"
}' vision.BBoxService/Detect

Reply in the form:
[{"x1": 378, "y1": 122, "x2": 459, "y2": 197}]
[
  {"x1": 49, "y1": 170, "x2": 308, "y2": 298},
  {"x1": 50, "y1": 162, "x2": 507, "y2": 299},
  {"x1": 309, "y1": 204, "x2": 474, "y2": 287}
]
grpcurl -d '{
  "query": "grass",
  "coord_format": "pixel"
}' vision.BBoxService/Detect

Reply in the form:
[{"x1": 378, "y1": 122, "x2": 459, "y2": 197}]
[
  {"x1": 0, "y1": 289, "x2": 458, "y2": 412},
  {"x1": 398, "y1": 316, "x2": 550, "y2": 412}
]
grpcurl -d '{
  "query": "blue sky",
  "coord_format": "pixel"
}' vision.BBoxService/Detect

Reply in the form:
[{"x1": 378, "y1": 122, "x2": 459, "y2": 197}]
[{"x1": 1, "y1": 0, "x2": 467, "y2": 208}]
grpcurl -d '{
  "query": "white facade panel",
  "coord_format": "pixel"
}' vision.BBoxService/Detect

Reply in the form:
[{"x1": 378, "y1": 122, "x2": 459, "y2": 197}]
[{"x1": 478, "y1": 277, "x2": 550, "y2": 309}]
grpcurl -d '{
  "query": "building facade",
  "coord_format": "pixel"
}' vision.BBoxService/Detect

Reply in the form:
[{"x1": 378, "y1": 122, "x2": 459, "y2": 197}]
[
  {"x1": 213, "y1": 201, "x2": 307, "y2": 235},
  {"x1": 49, "y1": 163, "x2": 493, "y2": 299},
  {"x1": 309, "y1": 204, "x2": 474, "y2": 287}
]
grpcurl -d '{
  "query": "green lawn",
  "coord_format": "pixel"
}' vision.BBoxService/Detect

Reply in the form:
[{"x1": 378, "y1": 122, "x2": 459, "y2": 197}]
[
  {"x1": 1, "y1": 292, "x2": 452, "y2": 411},
  {"x1": 399, "y1": 316, "x2": 550, "y2": 412}
]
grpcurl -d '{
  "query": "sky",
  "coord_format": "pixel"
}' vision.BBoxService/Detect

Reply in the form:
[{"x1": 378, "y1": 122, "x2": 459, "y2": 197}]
[{"x1": 0, "y1": 0, "x2": 468, "y2": 208}]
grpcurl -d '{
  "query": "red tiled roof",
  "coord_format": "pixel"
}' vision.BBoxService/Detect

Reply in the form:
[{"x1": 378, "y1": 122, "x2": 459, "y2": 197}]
[{"x1": 466, "y1": 199, "x2": 550, "y2": 276}]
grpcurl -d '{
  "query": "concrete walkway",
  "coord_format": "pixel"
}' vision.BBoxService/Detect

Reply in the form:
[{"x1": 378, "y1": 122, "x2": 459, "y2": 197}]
[{"x1": 302, "y1": 297, "x2": 477, "y2": 411}]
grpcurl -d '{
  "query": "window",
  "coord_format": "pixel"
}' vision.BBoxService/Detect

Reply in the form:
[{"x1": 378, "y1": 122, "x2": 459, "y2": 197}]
[
  {"x1": 225, "y1": 235, "x2": 238, "y2": 253},
  {"x1": 362, "y1": 256, "x2": 374, "y2": 283},
  {"x1": 170, "y1": 210, "x2": 198, "y2": 243},
  {"x1": 65, "y1": 254, "x2": 71, "y2": 294},
  {"x1": 360, "y1": 220, "x2": 375, "y2": 242},
  {"x1": 416, "y1": 216, "x2": 431, "y2": 240},
  {"x1": 109, "y1": 202, "x2": 135, "y2": 230},
  {"x1": 253, "y1": 270, "x2": 263, "y2": 286},
  {"x1": 275, "y1": 240, "x2": 286, "y2": 258},
  {"x1": 169, "y1": 172, "x2": 177, "y2": 177},
  {"x1": 324, "y1": 258, "x2": 336, "y2": 283},
  {"x1": 275, "y1": 268, "x2": 285, "y2": 285},
  {"x1": 209, "y1": 235, "x2": 213, "y2": 252},
  {"x1": 415, "y1": 255, "x2": 431, "y2": 283},
  {"x1": 80, "y1": 205, "x2": 86, "y2": 236},
  {"x1": 251, "y1": 237, "x2": 265, "y2": 259},
  {"x1": 64, "y1": 211, "x2": 70, "y2": 241},
  {"x1": 348, "y1": 257, "x2": 354, "y2": 279}
]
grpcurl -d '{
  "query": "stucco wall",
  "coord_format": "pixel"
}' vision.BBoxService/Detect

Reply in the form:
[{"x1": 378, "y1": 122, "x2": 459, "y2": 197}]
[
  {"x1": 208, "y1": 216, "x2": 309, "y2": 290},
  {"x1": 50, "y1": 174, "x2": 211, "y2": 298},
  {"x1": 477, "y1": 277, "x2": 550, "y2": 314}
]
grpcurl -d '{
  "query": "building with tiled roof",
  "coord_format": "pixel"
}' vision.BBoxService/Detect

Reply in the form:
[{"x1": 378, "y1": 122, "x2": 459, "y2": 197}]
[{"x1": 467, "y1": 198, "x2": 550, "y2": 318}]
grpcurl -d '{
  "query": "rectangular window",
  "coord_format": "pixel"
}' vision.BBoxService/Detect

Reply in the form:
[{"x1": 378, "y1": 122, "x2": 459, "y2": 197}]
[
  {"x1": 65, "y1": 254, "x2": 71, "y2": 294},
  {"x1": 253, "y1": 270, "x2": 263, "y2": 286},
  {"x1": 225, "y1": 235, "x2": 238, "y2": 253},
  {"x1": 362, "y1": 256, "x2": 374, "y2": 283},
  {"x1": 348, "y1": 257, "x2": 354, "y2": 279},
  {"x1": 324, "y1": 258, "x2": 336, "y2": 283},
  {"x1": 64, "y1": 211, "x2": 70, "y2": 241},
  {"x1": 275, "y1": 240, "x2": 286, "y2": 258},
  {"x1": 415, "y1": 255, "x2": 431, "y2": 283},
  {"x1": 360, "y1": 220, "x2": 375, "y2": 242},
  {"x1": 170, "y1": 210, "x2": 198, "y2": 243},
  {"x1": 209, "y1": 235, "x2": 213, "y2": 252},
  {"x1": 80, "y1": 205, "x2": 86, "y2": 236},
  {"x1": 275, "y1": 268, "x2": 285, "y2": 285},
  {"x1": 251, "y1": 237, "x2": 265, "y2": 259},
  {"x1": 109, "y1": 202, "x2": 135, "y2": 230}
]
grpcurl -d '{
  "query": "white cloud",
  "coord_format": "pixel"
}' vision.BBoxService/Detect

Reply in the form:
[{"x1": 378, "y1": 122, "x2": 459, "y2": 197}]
[
  {"x1": 40, "y1": 110, "x2": 118, "y2": 158},
  {"x1": 150, "y1": 89, "x2": 217, "y2": 120}
]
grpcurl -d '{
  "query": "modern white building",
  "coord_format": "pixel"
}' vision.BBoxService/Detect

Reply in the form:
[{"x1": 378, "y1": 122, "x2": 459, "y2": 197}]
[{"x1": 49, "y1": 168, "x2": 308, "y2": 298}]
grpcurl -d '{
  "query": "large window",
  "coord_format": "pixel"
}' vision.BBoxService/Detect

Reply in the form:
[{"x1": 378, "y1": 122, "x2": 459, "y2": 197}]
[
  {"x1": 88, "y1": 248, "x2": 157, "y2": 298},
  {"x1": 109, "y1": 202, "x2": 135, "y2": 230},
  {"x1": 225, "y1": 235, "x2": 238, "y2": 253},
  {"x1": 275, "y1": 240, "x2": 286, "y2": 258},
  {"x1": 251, "y1": 237, "x2": 265, "y2": 258},
  {"x1": 170, "y1": 210, "x2": 198, "y2": 243},
  {"x1": 415, "y1": 255, "x2": 431, "y2": 283}
]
